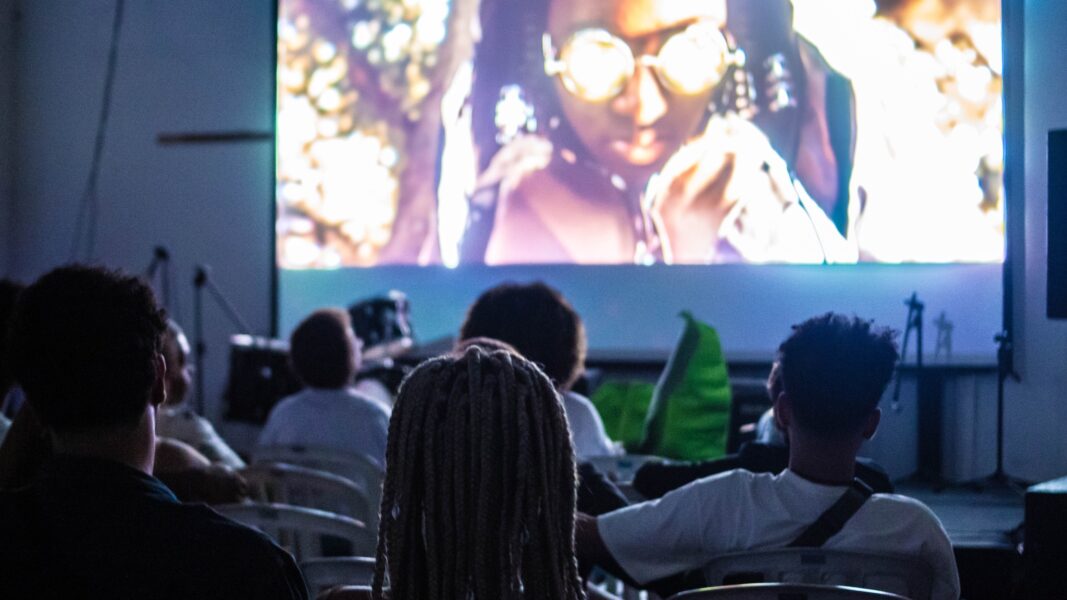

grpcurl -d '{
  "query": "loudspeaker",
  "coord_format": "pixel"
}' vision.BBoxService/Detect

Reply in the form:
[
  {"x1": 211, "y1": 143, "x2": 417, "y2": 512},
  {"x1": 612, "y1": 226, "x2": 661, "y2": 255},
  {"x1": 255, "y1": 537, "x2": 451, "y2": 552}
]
[
  {"x1": 1026, "y1": 476, "x2": 1067, "y2": 597},
  {"x1": 1047, "y1": 130, "x2": 1067, "y2": 318}
]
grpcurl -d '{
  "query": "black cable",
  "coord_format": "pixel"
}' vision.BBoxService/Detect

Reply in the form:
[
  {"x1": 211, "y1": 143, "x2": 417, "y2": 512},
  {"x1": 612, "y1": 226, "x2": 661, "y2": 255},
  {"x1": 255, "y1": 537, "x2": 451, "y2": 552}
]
[{"x1": 70, "y1": 0, "x2": 126, "y2": 261}]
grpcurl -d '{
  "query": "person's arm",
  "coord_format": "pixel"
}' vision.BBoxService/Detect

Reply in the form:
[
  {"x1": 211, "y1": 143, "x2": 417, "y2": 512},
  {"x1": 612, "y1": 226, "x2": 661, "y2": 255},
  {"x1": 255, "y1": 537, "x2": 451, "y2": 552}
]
[
  {"x1": 576, "y1": 512, "x2": 641, "y2": 586},
  {"x1": 576, "y1": 512, "x2": 709, "y2": 598},
  {"x1": 577, "y1": 463, "x2": 629, "y2": 516}
]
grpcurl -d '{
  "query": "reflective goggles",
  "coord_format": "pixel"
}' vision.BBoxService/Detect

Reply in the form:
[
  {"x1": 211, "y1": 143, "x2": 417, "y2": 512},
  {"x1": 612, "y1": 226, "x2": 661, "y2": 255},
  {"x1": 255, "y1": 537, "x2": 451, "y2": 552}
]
[{"x1": 543, "y1": 21, "x2": 740, "y2": 103}]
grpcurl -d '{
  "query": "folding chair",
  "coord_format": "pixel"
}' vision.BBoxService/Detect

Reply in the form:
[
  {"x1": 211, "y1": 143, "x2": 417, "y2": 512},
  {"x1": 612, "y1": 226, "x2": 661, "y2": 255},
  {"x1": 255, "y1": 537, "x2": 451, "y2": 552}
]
[
  {"x1": 253, "y1": 445, "x2": 385, "y2": 524},
  {"x1": 701, "y1": 549, "x2": 934, "y2": 600},
  {"x1": 301, "y1": 557, "x2": 377, "y2": 593},
  {"x1": 215, "y1": 502, "x2": 375, "y2": 561},
  {"x1": 670, "y1": 583, "x2": 909, "y2": 599},
  {"x1": 241, "y1": 463, "x2": 375, "y2": 525}
]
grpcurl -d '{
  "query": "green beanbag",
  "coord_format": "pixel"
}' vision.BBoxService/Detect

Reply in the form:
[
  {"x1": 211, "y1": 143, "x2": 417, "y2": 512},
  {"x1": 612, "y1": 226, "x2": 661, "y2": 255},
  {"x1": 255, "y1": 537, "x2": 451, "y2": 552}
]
[
  {"x1": 590, "y1": 380, "x2": 656, "y2": 453},
  {"x1": 637, "y1": 311, "x2": 732, "y2": 460}
]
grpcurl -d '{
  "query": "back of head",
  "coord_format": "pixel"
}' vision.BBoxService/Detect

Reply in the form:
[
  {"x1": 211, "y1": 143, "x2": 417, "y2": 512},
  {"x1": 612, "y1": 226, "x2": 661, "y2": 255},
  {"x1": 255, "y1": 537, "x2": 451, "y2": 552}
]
[
  {"x1": 8, "y1": 265, "x2": 166, "y2": 434},
  {"x1": 777, "y1": 313, "x2": 899, "y2": 440},
  {"x1": 290, "y1": 308, "x2": 357, "y2": 389},
  {"x1": 459, "y1": 282, "x2": 586, "y2": 390},
  {"x1": 373, "y1": 347, "x2": 583, "y2": 600}
]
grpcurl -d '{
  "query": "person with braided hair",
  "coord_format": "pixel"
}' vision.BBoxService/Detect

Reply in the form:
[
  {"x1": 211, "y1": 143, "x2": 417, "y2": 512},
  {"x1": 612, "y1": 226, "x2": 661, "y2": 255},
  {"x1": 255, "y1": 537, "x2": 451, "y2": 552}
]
[{"x1": 370, "y1": 346, "x2": 586, "y2": 600}]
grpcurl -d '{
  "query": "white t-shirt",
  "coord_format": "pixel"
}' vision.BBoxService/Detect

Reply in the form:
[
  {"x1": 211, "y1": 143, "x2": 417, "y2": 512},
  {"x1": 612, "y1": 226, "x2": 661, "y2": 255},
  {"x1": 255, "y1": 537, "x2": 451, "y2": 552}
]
[
  {"x1": 562, "y1": 391, "x2": 620, "y2": 460},
  {"x1": 598, "y1": 469, "x2": 960, "y2": 600},
  {"x1": 156, "y1": 407, "x2": 246, "y2": 469},
  {"x1": 257, "y1": 387, "x2": 391, "y2": 469}
]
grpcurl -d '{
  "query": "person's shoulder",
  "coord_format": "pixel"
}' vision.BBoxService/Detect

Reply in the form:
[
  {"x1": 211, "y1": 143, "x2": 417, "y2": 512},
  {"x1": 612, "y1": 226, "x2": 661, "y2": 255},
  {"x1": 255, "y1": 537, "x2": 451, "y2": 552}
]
[
  {"x1": 167, "y1": 502, "x2": 298, "y2": 566},
  {"x1": 341, "y1": 388, "x2": 392, "y2": 417},
  {"x1": 865, "y1": 493, "x2": 947, "y2": 529},
  {"x1": 684, "y1": 467, "x2": 771, "y2": 497}
]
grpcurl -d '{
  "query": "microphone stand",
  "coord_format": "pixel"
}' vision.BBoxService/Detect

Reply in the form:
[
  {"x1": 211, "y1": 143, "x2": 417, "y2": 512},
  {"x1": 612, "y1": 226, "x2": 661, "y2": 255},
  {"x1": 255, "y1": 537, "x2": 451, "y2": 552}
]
[
  {"x1": 193, "y1": 265, "x2": 253, "y2": 416},
  {"x1": 891, "y1": 292, "x2": 924, "y2": 413},
  {"x1": 145, "y1": 246, "x2": 172, "y2": 312}
]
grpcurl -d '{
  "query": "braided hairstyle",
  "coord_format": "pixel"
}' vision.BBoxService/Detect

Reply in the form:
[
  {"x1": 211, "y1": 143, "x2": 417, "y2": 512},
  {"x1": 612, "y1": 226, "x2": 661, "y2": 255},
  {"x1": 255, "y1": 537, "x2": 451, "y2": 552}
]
[{"x1": 372, "y1": 346, "x2": 584, "y2": 600}]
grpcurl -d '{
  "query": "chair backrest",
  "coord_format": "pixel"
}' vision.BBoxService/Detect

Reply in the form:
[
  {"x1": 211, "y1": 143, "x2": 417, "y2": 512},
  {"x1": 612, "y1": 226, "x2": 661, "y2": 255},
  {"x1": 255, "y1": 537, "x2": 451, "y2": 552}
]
[
  {"x1": 253, "y1": 445, "x2": 385, "y2": 523},
  {"x1": 318, "y1": 585, "x2": 374, "y2": 600},
  {"x1": 671, "y1": 583, "x2": 910, "y2": 600},
  {"x1": 214, "y1": 502, "x2": 375, "y2": 561},
  {"x1": 702, "y1": 549, "x2": 934, "y2": 600},
  {"x1": 242, "y1": 463, "x2": 375, "y2": 525},
  {"x1": 301, "y1": 557, "x2": 377, "y2": 593}
]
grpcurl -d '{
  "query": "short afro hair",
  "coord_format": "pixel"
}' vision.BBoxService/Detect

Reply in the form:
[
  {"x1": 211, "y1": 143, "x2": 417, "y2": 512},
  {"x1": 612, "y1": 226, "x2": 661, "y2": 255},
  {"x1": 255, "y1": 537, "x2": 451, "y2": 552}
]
[
  {"x1": 459, "y1": 282, "x2": 586, "y2": 390},
  {"x1": 777, "y1": 313, "x2": 899, "y2": 439},
  {"x1": 289, "y1": 308, "x2": 357, "y2": 389},
  {"x1": 8, "y1": 265, "x2": 167, "y2": 433}
]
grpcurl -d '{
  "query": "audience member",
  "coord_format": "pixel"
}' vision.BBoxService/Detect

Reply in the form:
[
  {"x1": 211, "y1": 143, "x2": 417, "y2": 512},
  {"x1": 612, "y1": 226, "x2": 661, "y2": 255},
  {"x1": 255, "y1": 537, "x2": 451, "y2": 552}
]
[
  {"x1": 0, "y1": 265, "x2": 307, "y2": 598},
  {"x1": 633, "y1": 362, "x2": 893, "y2": 498},
  {"x1": 258, "y1": 308, "x2": 391, "y2": 468},
  {"x1": 156, "y1": 320, "x2": 245, "y2": 468},
  {"x1": 577, "y1": 313, "x2": 960, "y2": 599},
  {"x1": 0, "y1": 279, "x2": 25, "y2": 418},
  {"x1": 459, "y1": 281, "x2": 619, "y2": 459},
  {"x1": 370, "y1": 347, "x2": 584, "y2": 600}
]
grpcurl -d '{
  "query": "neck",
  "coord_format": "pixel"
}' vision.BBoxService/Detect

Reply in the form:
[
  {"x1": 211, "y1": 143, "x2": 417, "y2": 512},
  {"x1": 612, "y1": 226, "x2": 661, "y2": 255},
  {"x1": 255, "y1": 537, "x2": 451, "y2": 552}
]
[
  {"x1": 786, "y1": 432, "x2": 859, "y2": 486},
  {"x1": 52, "y1": 408, "x2": 157, "y2": 475}
]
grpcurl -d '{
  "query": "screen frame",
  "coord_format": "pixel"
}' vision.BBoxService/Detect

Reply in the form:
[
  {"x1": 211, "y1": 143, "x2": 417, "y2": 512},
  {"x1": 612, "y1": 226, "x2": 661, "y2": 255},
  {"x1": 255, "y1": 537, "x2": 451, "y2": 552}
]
[{"x1": 270, "y1": 0, "x2": 1020, "y2": 365}]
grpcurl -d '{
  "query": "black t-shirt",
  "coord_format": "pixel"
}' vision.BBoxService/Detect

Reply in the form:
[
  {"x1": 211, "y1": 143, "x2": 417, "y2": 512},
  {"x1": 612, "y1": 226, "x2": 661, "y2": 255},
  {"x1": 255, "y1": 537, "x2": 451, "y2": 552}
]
[{"x1": 0, "y1": 455, "x2": 308, "y2": 599}]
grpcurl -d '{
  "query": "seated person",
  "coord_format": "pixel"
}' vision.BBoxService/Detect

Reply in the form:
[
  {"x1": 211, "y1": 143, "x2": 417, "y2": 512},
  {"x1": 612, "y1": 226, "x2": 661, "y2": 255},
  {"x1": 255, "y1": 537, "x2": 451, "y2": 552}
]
[
  {"x1": 633, "y1": 363, "x2": 893, "y2": 498},
  {"x1": 369, "y1": 346, "x2": 585, "y2": 600},
  {"x1": 156, "y1": 320, "x2": 245, "y2": 468},
  {"x1": 0, "y1": 265, "x2": 306, "y2": 598},
  {"x1": 459, "y1": 282, "x2": 620, "y2": 459},
  {"x1": 258, "y1": 308, "x2": 391, "y2": 469},
  {"x1": 577, "y1": 313, "x2": 960, "y2": 599}
]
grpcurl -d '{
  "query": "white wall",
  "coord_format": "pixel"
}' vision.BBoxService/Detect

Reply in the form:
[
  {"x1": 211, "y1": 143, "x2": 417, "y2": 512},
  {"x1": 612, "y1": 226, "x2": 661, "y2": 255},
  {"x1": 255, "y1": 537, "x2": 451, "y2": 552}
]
[
  {"x1": 0, "y1": 0, "x2": 15, "y2": 276},
  {"x1": 1002, "y1": 0, "x2": 1067, "y2": 481},
  {"x1": 5, "y1": 0, "x2": 1067, "y2": 480},
  {"x1": 9, "y1": 0, "x2": 275, "y2": 427}
]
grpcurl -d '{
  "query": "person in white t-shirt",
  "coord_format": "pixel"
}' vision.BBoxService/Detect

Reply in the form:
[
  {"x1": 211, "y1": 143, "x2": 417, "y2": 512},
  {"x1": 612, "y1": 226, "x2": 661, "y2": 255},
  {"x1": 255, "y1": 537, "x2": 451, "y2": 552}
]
[
  {"x1": 577, "y1": 313, "x2": 960, "y2": 600},
  {"x1": 258, "y1": 308, "x2": 391, "y2": 469},
  {"x1": 155, "y1": 321, "x2": 246, "y2": 469},
  {"x1": 458, "y1": 282, "x2": 620, "y2": 459}
]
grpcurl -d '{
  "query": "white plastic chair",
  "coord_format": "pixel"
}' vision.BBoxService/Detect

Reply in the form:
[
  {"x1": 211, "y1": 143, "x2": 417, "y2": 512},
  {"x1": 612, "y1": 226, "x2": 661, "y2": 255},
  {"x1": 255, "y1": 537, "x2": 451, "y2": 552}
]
[
  {"x1": 301, "y1": 556, "x2": 377, "y2": 593},
  {"x1": 241, "y1": 463, "x2": 375, "y2": 525},
  {"x1": 701, "y1": 549, "x2": 934, "y2": 600},
  {"x1": 253, "y1": 445, "x2": 385, "y2": 524},
  {"x1": 215, "y1": 502, "x2": 375, "y2": 560},
  {"x1": 671, "y1": 583, "x2": 909, "y2": 599}
]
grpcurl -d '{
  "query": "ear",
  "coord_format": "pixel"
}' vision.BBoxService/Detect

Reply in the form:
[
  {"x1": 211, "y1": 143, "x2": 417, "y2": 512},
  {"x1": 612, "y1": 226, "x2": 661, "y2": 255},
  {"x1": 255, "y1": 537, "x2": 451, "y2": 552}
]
[
  {"x1": 150, "y1": 352, "x2": 168, "y2": 408},
  {"x1": 861, "y1": 407, "x2": 881, "y2": 440},
  {"x1": 773, "y1": 392, "x2": 791, "y2": 431}
]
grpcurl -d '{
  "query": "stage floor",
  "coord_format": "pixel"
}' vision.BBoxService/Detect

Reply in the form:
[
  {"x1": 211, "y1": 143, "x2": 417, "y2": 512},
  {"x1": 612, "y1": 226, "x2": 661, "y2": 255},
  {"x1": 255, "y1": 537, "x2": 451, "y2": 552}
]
[{"x1": 897, "y1": 480, "x2": 1024, "y2": 548}]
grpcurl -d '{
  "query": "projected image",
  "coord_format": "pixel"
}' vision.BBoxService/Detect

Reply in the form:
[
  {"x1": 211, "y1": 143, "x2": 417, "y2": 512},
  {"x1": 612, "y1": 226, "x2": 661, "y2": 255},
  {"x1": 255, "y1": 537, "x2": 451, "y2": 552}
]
[{"x1": 277, "y1": 0, "x2": 1004, "y2": 267}]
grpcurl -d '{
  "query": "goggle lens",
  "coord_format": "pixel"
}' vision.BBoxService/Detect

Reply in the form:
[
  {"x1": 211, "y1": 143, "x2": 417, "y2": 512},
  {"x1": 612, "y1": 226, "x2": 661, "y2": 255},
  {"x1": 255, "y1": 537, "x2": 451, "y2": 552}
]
[{"x1": 547, "y1": 22, "x2": 732, "y2": 102}]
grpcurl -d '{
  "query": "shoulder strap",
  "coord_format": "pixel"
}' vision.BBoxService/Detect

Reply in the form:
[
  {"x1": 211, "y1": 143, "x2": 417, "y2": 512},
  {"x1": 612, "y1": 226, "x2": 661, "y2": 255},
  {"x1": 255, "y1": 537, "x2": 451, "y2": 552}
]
[{"x1": 788, "y1": 478, "x2": 873, "y2": 548}]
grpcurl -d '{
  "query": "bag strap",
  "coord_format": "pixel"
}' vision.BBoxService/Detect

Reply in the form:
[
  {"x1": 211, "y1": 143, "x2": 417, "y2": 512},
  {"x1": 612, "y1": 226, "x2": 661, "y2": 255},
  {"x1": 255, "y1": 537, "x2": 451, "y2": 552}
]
[{"x1": 788, "y1": 478, "x2": 873, "y2": 548}]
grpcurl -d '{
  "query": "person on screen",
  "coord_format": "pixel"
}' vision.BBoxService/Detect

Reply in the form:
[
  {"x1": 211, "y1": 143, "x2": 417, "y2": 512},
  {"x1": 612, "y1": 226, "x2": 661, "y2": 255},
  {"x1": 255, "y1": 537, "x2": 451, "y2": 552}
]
[
  {"x1": 453, "y1": 0, "x2": 855, "y2": 265},
  {"x1": 258, "y1": 308, "x2": 391, "y2": 469},
  {"x1": 575, "y1": 313, "x2": 960, "y2": 599}
]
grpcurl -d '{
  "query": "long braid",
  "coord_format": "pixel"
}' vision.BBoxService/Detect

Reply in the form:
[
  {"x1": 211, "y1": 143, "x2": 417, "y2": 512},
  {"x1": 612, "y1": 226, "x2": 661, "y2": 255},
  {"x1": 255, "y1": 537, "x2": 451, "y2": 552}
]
[{"x1": 376, "y1": 347, "x2": 584, "y2": 600}]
